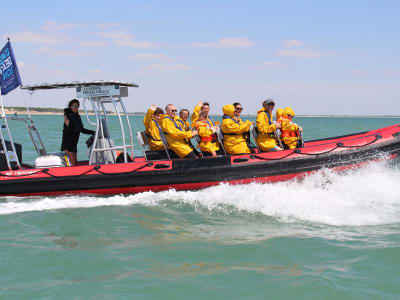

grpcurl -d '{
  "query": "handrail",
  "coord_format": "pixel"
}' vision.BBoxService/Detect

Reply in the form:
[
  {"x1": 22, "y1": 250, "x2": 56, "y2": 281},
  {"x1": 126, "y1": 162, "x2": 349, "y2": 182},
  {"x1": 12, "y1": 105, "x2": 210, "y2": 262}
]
[{"x1": 82, "y1": 98, "x2": 97, "y2": 126}]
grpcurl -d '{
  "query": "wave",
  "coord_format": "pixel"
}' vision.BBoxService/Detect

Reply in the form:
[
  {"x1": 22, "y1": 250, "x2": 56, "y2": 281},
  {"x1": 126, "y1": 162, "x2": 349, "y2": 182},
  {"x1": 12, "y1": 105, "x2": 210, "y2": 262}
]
[{"x1": 1, "y1": 162, "x2": 399, "y2": 227}]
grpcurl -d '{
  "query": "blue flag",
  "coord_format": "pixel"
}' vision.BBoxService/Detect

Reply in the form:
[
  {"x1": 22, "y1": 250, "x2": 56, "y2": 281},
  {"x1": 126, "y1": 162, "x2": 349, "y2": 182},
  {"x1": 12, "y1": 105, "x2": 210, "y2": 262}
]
[{"x1": 0, "y1": 41, "x2": 22, "y2": 95}]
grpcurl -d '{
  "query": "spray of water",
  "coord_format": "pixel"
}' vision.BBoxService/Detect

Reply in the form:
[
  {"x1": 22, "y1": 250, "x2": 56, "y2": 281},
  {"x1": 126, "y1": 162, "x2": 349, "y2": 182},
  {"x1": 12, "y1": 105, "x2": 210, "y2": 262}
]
[{"x1": 1, "y1": 162, "x2": 399, "y2": 227}]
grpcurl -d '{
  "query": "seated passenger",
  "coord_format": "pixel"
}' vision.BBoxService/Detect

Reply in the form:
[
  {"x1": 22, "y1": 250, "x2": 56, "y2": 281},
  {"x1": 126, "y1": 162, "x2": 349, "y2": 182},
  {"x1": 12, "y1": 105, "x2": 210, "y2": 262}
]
[
  {"x1": 195, "y1": 111, "x2": 220, "y2": 157},
  {"x1": 160, "y1": 104, "x2": 199, "y2": 158},
  {"x1": 177, "y1": 109, "x2": 190, "y2": 131},
  {"x1": 191, "y1": 101, "x2": 213, "y2": 128},
  {"x1": 256, "y1": 99, "x2": 282, "y2": 152},
  {"x1": 221, "y1": 103, "x2": 252, "y2": 154},
  {"x1": 280, "y1": 107, "x2": 303, "y2": 149},
  {"x1": 143, "y1": 105, "x2": 165, "y2": 151}
]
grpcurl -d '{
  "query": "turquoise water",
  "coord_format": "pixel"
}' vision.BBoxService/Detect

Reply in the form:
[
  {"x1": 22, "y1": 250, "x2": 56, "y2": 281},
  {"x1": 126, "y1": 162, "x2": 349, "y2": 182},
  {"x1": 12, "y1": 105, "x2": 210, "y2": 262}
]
[{"x1": 1, "y1": 116, "x2": 400, "y2": 299}]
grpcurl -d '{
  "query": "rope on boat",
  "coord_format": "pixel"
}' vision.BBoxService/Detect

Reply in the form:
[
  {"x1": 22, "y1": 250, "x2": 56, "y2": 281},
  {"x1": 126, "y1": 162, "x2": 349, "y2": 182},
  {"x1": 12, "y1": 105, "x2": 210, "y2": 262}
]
[
  {"x1": 0, "y1": 162, "x2": 153, "y2": 179},
  {"x1": 41, "y1": 166, "x2": 98, "y2": 179},
  {"x1": 92, "y1": 162, "x2": 152, "y2": 176},
  {"x1": 250, "y1": 134, "x2": 381, "y2": 161}
]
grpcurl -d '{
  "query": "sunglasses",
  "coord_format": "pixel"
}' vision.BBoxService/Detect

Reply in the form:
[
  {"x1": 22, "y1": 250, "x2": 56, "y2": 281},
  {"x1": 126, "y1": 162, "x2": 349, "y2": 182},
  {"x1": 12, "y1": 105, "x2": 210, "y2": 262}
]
[
  {"x1": 71, "y1": 105, "x2": 79, "y2": 108},
  {"x1": 267, "y1": 103, "x2": 275, "y2": 106},
  {"x1": 235, "y1": 107, "x2": 243, "y2": 111},
  {"x1": 171, "y1": 109, "x2": 177, "y2": 112}
]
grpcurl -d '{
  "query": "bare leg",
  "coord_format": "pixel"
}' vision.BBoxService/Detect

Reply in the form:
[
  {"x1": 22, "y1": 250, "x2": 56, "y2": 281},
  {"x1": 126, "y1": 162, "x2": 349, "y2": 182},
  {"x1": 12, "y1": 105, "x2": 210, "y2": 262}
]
[
  {"x1": 65, "y1": 150, "x2": 77, "y2": 166},
  {"x1": 211, "y1": 151, "x2": 217, "y2": 157}
]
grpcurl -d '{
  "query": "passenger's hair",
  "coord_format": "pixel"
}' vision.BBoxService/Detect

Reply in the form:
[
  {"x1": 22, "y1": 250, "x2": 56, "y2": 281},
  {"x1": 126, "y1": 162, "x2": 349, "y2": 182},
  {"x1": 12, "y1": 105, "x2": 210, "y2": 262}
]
[
  {"x1": 165, "y1": 104, "x2": 174, "y2": 111},
  {"x1": 154, "y1": 107, "x2": 164, "y2": 115},
  {"x1": 233, "y1": 102, "x2": 241, "y2": 108},
  {"x1": 179, "y1": 108, "x2": 189, "y2": 116},
  {"x1": 199, "y1": 111, "x2": 208, "y2": 119},
  {"x1": 202, "y1": 102, "x2": 210, "y2": 109},
  {"x1": 68, "y1": 99, "x2": 80, "y2": 108}
]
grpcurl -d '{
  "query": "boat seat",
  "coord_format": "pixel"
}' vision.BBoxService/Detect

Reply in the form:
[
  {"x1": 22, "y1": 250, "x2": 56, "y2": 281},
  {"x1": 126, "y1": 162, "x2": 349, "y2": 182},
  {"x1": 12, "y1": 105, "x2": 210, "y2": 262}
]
[
  {"x1": 88, "y1": 119, "x2": 118, "y2": 164},
  {"x1": 137, "y1": 131, "x2": 171, "y2": 160},
  {"x1": 215, "y1": 127, "x2": 226, "y2": 154},
  {"x1": 249, "y1": 124, "x2": 260, "y2": 152}
]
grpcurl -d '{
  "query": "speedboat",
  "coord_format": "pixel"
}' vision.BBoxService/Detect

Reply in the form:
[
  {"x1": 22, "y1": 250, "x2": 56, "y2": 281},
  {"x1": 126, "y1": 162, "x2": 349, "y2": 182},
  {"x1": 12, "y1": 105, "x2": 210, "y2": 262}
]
[{"x1": 1, "y1": 81, "x2": 400, "y2": 197}]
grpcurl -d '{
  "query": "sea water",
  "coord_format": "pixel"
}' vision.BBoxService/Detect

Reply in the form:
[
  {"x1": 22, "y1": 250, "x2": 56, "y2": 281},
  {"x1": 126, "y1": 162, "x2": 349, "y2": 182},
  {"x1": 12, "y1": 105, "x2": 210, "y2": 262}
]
[{"x1": 1, "y1": 116, "x2": 400, "y2": 299}]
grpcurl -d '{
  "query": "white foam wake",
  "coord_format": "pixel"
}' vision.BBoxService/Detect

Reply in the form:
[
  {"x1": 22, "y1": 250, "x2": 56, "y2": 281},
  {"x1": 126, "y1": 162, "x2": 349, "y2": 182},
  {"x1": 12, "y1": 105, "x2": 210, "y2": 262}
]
[{"x1": 1, "y1": 162, "x2": 399, "y2": 226}]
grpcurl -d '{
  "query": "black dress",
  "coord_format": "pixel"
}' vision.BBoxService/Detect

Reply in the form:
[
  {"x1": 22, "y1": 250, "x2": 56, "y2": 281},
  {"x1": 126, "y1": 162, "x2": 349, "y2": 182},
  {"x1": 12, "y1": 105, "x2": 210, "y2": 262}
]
[{"x1": 61, "y1": 108, "x2": 94, "y2": 153}]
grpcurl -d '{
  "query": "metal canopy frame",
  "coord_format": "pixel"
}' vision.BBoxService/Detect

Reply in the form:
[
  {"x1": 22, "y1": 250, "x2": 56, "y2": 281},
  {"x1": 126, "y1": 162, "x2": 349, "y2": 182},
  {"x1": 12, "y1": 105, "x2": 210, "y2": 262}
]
[
  {"x1": 83, "y1": 95, "x2": 135, "y2": 165},
  {"x1": 0, "y1": 80, "x2": 139, "y2": 170},
  {"x1": 21, "y1": 81, "x2": 139, "y2": 91}
]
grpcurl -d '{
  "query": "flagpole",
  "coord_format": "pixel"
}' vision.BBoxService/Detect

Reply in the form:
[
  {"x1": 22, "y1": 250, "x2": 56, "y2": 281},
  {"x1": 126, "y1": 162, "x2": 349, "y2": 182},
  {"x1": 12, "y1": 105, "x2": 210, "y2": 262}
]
[{"x1": 0, "y1": 38, "x2": 22, "y2": 169}]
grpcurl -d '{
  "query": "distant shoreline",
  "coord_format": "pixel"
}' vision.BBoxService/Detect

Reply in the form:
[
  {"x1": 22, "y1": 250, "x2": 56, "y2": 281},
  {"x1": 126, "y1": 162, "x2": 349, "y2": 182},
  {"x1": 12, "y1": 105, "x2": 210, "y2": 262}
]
[{"x1": 3, "y1": 107, "x2": 400, "y2": 118}]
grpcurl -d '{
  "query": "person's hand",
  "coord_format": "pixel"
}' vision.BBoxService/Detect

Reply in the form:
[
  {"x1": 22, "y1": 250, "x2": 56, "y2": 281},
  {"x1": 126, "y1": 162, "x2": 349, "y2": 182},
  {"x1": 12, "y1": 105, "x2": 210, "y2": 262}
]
[
  {"x1": 192, "y1": 129, "x2": 198, "y2": 136},
  {"x1": 275, "y1": 121, "x2": 281, "y2": 129},
  {"x1": 299, "y1": 127, "x2": 303, "y2": 132},
  {"x1": 150, "y1": 105, "x2": 157, "y2": 111},
  {"x1": 196, "y1": 101, "x2": 203, "y2": 107},
  {"x1": 64, "y1": 115, "x2": 70, "y2": 126},
  {"x1": 213, "y1": 125, "x2": 219, "y2": 131},
  {"x1": 211, "y1": 127, "x2": 216, "y2": 133}
]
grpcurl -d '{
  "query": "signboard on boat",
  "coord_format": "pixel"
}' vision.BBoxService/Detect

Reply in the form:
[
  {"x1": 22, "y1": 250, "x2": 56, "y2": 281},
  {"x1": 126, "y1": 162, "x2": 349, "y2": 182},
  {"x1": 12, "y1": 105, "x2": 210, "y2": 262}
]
[{"x1": 76, "y1": 85, "x2": 120, "y2": 98}]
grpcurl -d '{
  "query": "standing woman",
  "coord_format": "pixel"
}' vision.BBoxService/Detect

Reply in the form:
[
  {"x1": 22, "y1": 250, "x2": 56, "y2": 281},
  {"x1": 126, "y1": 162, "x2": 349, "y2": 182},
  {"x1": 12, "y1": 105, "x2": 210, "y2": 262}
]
[{"x1": 61, "y1": 99, "x2": 94, "y2": 166}]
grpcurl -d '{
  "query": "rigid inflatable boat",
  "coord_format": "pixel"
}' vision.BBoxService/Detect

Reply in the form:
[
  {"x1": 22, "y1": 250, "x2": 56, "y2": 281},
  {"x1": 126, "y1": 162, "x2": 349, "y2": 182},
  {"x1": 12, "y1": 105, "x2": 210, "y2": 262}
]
[{"x1": 1, "y1": 81, "x2": 400, "y2": 197}]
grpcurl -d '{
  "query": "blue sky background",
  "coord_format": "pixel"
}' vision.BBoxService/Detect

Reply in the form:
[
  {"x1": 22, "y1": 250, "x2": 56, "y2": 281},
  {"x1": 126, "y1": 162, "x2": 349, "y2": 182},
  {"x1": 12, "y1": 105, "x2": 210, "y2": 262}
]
[{"x1": 1, "y1": 0, "x2": 399, "y2": 115}]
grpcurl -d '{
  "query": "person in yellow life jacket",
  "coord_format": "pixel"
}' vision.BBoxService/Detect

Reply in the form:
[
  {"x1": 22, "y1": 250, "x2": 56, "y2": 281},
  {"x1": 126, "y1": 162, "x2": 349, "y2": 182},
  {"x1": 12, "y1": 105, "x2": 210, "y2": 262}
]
[
  {"x1": 280, "y1": 106, "x2": 303, "y2": 149},
  {"x1": 256, "y1": 99, "x2": 283, "y2": 152},
  {"x1": 177, "y1": 109, "x2": 190, "y2": 131},
  {"x1": 221, "y1": 103, "x2": 252, "y2": 154},
  {"x1": 276, "y1": 108, "x2": 284, "y2": 120},
  {"x1": 143, "y1": 105, "x2": 165, "y2": 151},
  {"x1": 195, "y1": 111, "x2": 220, "y2": 157},
  {"x1": 160, "y1": 104, "x2": 199, "y2": 158},
  {"x1": 191, "y1": 101, "x2": 214, "y2": 128}
]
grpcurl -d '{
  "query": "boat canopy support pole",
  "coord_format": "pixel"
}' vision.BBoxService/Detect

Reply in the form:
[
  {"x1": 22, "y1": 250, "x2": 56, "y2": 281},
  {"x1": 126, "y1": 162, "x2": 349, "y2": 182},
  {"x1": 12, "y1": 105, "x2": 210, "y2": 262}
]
[{"x1": 119, "y1": 98, "x2": 135, "y2": 160}]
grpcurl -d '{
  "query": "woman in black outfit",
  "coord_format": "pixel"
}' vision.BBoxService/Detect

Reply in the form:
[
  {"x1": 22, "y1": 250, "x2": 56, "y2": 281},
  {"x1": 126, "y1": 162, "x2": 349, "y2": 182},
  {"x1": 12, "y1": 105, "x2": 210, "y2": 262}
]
[{"x1": 61, "y1": 99, "x2": 94, "y2": 166}]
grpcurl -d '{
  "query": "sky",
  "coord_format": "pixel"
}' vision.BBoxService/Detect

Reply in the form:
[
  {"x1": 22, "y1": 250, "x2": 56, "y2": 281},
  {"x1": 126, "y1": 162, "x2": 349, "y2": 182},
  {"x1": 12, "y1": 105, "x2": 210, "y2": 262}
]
[{"x1": 1, "y1": 0, "x2": 399, "y2": 115}]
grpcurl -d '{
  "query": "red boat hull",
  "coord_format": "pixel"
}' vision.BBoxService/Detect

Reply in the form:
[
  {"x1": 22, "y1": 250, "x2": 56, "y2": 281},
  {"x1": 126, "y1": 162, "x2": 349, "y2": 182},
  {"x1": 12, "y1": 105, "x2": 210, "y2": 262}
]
[{"x1": 1, "y1": 124, "x2": 400, "y2": 197}]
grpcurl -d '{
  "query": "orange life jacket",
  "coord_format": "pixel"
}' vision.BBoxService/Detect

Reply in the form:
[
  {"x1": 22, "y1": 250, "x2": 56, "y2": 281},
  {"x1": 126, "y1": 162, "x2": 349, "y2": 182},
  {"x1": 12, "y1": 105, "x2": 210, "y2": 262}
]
[
  {"x1": 195, "y1": 121, "x2": 213, "y2": 142},
  {"x1": 278, "y1": 117, "x2": 298, "y2": 138}
]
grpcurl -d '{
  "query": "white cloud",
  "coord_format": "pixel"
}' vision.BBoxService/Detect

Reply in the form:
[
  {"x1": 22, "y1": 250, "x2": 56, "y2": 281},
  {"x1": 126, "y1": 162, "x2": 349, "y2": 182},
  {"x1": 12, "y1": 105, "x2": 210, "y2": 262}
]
[
  {"x1": 88, "y1": 69, "x2": 101, "y2": 74},
  {"x1": 278, "y1": 48, "x2": 321, "y2": 58},
  {"x1": 42, "y1": 21, "x2": 80, "y2": 31},
  {"x1": 141, "y1": 63, "x2": 190, "y2": 72},
  {"x1": 283, "y1": 40, "x2": 304, "y2": 47},
  {"x1": 191, "y1": 37, "x2": 255, "y2": 48},
  {"x1": 131, "y1": 53, "x2": 169, "y2": 60},
  {"x1": 35, "y1": 47, "x2": 90, "y2": 57},
  {"x1": 6, "y1": 31, "x2": 66, "y2": 44},
  {"x1": 96, "y1": 22, "x2": 120, "y2": 29},
  {"x1": 79, "y1": 40, "x2": 108, "y2": 48},
  {"x1": 263, "y1": 61, "x2": 281, "y2": 66},
  {"x1": 97, "y1": 31, "x2": 156, "y2": 48}
]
